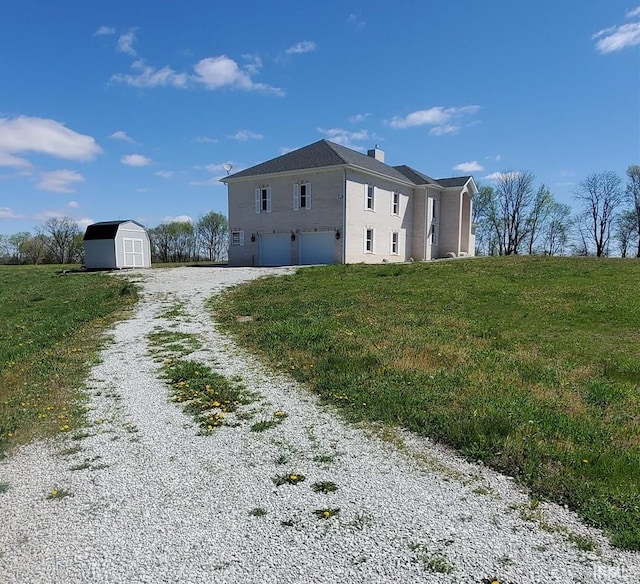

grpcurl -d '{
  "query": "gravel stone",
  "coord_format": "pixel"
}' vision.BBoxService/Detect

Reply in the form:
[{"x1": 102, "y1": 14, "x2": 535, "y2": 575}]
[{"x1": 1, "y1": 266, "x2": 638, "y2": 583}]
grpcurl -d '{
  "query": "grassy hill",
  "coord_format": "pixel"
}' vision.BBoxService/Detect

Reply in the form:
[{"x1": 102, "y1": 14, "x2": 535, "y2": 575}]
[{"x1": 214, "y1": 256, "x2": 640, "y2": 550}]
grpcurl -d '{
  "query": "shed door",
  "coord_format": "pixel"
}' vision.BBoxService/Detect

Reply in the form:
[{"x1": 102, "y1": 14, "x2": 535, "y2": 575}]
[
  {"x1": 259, "y1": 234, "x2": 291, "y2": 266},
  {"x1": 299, "y1": 232, "x2": 336, "y2": 265},
  {"x1": 123, "y1": 238, "x2": 144, "y2": 267}
]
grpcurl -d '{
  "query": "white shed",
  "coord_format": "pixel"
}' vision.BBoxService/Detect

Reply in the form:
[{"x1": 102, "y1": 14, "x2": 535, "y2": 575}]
[{"x1": 84, "y1": 220, "x2": 151, "y2": 269}]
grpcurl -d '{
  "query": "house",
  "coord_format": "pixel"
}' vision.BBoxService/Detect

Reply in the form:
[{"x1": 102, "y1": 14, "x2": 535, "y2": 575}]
[
  {"x1": 83, "y1": 220, "x2": 151, "y2": 269},
  {"x1": 221, "y1": 139, "x2": 476, "y2": 266}
]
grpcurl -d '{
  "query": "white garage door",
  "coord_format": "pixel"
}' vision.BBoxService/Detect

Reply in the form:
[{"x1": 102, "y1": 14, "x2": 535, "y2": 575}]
[
  {"x1": 123, "y1": 238, "x2": 144, "y2": 267},
  {"x1": 259, "y1": 233, "x2": 291, "y2": 266},
  {"x1": 299, "y1": 231, "x2": 336, "y2": 265}
]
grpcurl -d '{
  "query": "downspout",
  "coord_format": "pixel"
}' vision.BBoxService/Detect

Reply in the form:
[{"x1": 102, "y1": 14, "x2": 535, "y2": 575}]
[
  {"x1": 342, "y1": 167, "x2": 347, "y2": 263},
  {"x1": 424, "y1": 187, "x2": 429, "y2": 261}
]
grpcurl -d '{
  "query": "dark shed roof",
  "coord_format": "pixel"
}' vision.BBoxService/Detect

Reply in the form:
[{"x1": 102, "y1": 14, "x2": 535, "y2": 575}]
[{"x1": 83, "y1": 220, "x2": 145, "y2": 241}]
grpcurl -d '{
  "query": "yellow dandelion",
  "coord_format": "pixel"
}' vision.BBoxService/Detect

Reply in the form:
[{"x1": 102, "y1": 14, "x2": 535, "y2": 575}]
[{"x1": 323, "y1": 510, "x2": 330, "y2": 519}]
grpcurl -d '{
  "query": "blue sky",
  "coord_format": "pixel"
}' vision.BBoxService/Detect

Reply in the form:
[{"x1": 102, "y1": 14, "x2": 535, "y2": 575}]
[{"x1": 1, "y1": 0, "x2": 638, "y2": 235}]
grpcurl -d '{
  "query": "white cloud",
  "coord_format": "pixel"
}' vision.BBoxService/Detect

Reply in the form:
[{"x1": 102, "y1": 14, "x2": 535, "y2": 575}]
[
  {"x1": 162, "y1": 215, "x2": 193, "y2": 223},
  {"x1": 111, "y1": 61, "x2": 189, "y2": 88},
  {"x1": 121, "y1": 154, "x2": 152, "y2": 167},
  {"x1": 242, "y1": 53, "x2": 263, "y2": 75},
  {"x1": 285, "y1": 41, "x2": 316, "y2": 55},
  {"x1": 593, "y1": 8, "x2": 640, "y2": 53},
  {"x1": 94, "y1": 26, "x2": 115, "y2": 36},
  {"x1": 193, "y1": 56, "x2": 284, "y2": 95},
  {"x1": 0, "y1": 207, "x2": 23, "y2": 219},
  {"x1": 347, "y1": 14, "x2": 365, "y2": 29},
  {"x1": 76, "y1": 217, "x2": 94, "y2": 229},
  {"x1": 67, "y1": 201, "x2": 80, "y2": 208},
  {"x1": 349, "y1": 113, "x2": 370, "y2": 124},
  {"x1": 627, "y1": 6, "x2": 640, "y2": 18},
  {"x1": 37, "y1": 170, "x2": 85, "y2": 193},
  {"x1": 317, "y1": 127, "x2": 369, "y2": 148},
  {"x1": 155, "y1": 170, "x2": 174, "y2": 179},
  {"x1": 195, "y1": 136, "x2": 219, "y2": 144},
  {"x1": 389, "y1": 105, "x2": 480, "y2": 133},
  {"x1": 454, "y1": 161, "x2": 484, "y2": 173},
  {"x1": 117, "y1": 29, "x2": 137, "y2": 56},
  {"x1": 0, "y1": 116, "x2": 101, "y2": 167},
  {"x1": 109, "y1": 130, "x2": 134, "y2": 143},
  {"x1": 228, "y1": 130, "x2": 263, "y2": 141},
  {"x1": 593, "y1": 22, "x2": 640, "y2": 53}
]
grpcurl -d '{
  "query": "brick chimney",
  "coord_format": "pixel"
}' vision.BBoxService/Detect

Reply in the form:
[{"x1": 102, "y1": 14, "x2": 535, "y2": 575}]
[{"x1": 367, "y1": 145, "x2": 385, "y2": 163}]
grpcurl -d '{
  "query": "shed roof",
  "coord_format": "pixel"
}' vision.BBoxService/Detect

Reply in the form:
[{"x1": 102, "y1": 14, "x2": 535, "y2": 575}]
[{"x1": 83, "y1": 220, "x2": 146, "y2": 241}]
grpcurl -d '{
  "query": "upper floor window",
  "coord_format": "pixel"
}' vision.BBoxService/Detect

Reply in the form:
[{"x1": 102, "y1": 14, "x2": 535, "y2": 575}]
[
  {"x1": 392, "y1": 191, "x2": 400, "y2": 215},
  {"x1": 430, "y1": 198, "x2": 439, "y2": 245},
  {"x1": 366, "y1": 185, "x2": 375, "y2": 211},
  {"x1": 255, "y1": 187, "x2": 272, "y2": 213},
  {"x1": 294, "y1": 182, "x2": 312, "y2": 210}
]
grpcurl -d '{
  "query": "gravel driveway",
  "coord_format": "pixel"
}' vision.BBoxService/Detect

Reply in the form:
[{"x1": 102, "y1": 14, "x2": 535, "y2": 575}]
[{"x1": 1, "y1": 266, "x2": 638, "y2": 583}]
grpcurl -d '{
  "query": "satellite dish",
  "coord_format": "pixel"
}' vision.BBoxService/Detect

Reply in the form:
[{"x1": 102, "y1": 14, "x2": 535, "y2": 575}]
[{"x1": 223, "y1": 163, "x2": 233, "y2": 175}]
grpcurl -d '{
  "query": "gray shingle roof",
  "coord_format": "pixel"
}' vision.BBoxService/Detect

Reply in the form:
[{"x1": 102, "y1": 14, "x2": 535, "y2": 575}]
[
  {"x1": 223, "y1": 140, "x2": 472, "y2": 189},
  {"x1": 224, "y1": 140, "x2": 413, "y2": 184}
]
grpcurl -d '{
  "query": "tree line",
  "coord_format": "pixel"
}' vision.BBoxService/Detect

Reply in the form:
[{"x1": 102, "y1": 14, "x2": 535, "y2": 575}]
[
  {"x1": 0, "y1": 211, "x2": 229, "y2": 265},
  {"x1": 473, "y1": 165, "x2": 640, "y2": 257}
]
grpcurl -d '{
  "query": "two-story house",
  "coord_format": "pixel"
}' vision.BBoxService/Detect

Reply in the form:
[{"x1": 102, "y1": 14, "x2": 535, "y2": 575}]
[{"x1": 221, "y1": 139, "x2": 476, "y2": 266}]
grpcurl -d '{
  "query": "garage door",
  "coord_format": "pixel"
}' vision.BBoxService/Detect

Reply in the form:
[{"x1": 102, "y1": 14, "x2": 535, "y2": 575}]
[
  {"x1": 299, "y1": 231, "x2": 336, "y2": 265},
  {"x1": 259, "y1": 233, "x2": 291, "y2": 266}
]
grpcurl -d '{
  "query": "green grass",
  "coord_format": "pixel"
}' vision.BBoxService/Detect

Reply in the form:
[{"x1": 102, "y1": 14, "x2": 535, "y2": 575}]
[
  {"x1": 214, "y1": 256, "x2": 640, "y2": 550},
  {"x1": 0, "y1": 265, "x2": 137, "y2": 457}
]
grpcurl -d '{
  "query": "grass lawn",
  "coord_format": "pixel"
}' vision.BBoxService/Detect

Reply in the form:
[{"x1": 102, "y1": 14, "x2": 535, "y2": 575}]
[
  {"x1": 0, "y1": 265, "x2": 137, "y2": 456},
  {"x1": 214, "y1": 256, "x2": 640, "y2": 550}
]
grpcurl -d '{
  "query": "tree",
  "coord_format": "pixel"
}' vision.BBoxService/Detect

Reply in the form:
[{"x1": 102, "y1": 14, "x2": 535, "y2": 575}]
[
  {"x1": 524, "y1": 185, "x2": 554, "y2": 254},
  {"x1": 149, "y1": 221, "x2": 196, "y2": 263},
  {"x1": 574, "y1": 171, "x2": 623, "y2": 257},
  {"x1": 541, "y1": 203, "x2": 572, "y2": 256},
  {"x1": 471, "y1": 185, "x2": 498, "y2": 255},
  {"x1": 495, "y1": 170, "x2": 536, "y2": 255},
  {"x1": 614, "y1": 210, "x2": 638, "y2": 258},
  {"x1": 7, "y1": 232, "x2": 31, "y2": 263},
  {"x1": 196, "y1": 211, "x2": 228, "y2": 262},
  {"x1": 21, "y1": 234, "x2": 49, "y2": 264},
  {"x1": 625, "y1": 165, "x2": 640, "y2": 257},
  {"x1": 38, "y1": 217, "x2": 81, "y2": 264}
]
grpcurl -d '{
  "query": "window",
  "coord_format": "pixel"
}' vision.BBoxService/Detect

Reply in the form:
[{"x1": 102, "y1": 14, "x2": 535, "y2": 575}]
[
  {"x1": 430, "y1": 198, "x2": 439, "y2": 245},
  {"x1": 255, "y1": 187, "x2": 272, "y2": 213},
  {"x1": 366, "y1": 185, "x2": 375, "y2": 210},
  {"x1": 231, "y1": 230, "x2": 244, "y2": 246},
  {"x1": 365, "y1": 228, "x2": 374, "y2": 253},
  {"x1": 294, "y1": 182, "x2": 312, "y2": 210},
  {"x1": 392, "y1": 191, "x2": 400, "y2": 215},
  {"x1": 391, "y1": 231, "x2": 399, "y2": 255}
]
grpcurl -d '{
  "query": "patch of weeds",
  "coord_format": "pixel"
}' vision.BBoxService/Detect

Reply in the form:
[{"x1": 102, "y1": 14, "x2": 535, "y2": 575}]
[
  {"x1": 472, "y1": 486, "x2": 492, "y2": 496},
  {"x1": 497, "y1": 555, "x2": 515, "y2": 566},
  {"x1": 567, "y1": 533, "x2": 599, "y2": 552},
  {"x1": 123, "y1": 421, "x2": 139, "y2": 434},
  {"x1": 158, "y1": 301, "x2": 188, "y2": 320},
  {"x1": 47, "y1": 487, "x2": 72, "y2": 500},
  {"x1": 71, "y1": 431, "x2": 91, "y2": 441},
  {"x1": 273, "y1": 473, "x2": 305, "y2": 486},
  {"x1": 162, "y1": 359, "x2": 257, "y2": 432},
  {"x1": 251, "y1": 411, "x2": 288, "y2": 433},
  {"x1": 313, "y1": 508, "x2": 340, "y2": 520},
  {"x1": 408, "y1": 543, "x2": 454, "y2": 574},
  {"x1": 69, "y1": 461, "x2": 91, "y2": 471},
  {"x1": 91, "y1": 463, "x2": 110, "y2": 471},
  {"x1": 313, "y1": 453, "x2": 335, "y2": 464},
  {"x1": 0, "y1": 482, "x2": 9, "y2": 494},
  {"x1": 312, "y1": 481, "x2": 338, "y2": 494},
  {"x1": 349, "y1": 510, "x2": 373, "y2": 530},
  {"x1": 148, "y1": 329, "x2": 202, "y2": 359},
  {"x1": 275, "y1": 452, "x2": 289, "y2": 465},
  {"x1": 60, "y1": 445, "x2": 82, "y2": 456},
  {"x1": 280, "y1": 518, "x2": 299, "y2": 528},
  {"x1": 249, "y1": 507, "x2": 268, "y2": 517}
]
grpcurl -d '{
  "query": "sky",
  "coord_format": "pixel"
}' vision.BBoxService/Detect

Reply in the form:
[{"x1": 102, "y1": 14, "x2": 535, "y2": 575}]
[{"x1": 0, "y1": 0, "x2": 639, "y2": 235}]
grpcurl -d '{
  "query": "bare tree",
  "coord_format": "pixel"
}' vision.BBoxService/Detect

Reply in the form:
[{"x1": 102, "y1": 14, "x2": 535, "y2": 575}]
[
  {"x1": 524, "y1": 184, "x2": 554, "y2": 254},
  {"x1": 196, "y1": 211, "x2": 228, "y2": 261},
  {"x1": 614, "y1": 210, "x2": 638, "y2": 258},
  {"x1": 625, "y1": 165, "x2": 640, "y2": 257},
  {"x1": 541, "y1": 203, "x2": 572, "y2": 256},
  {"x1": 574, "y1": 171, "x2": 623, "y2": 257},
  {"x1": 37, "y1": 217, "x2": 81, "y2": 264},
  {"x1": 495, "y1": 170, "x2": 536, "y2": 254}
]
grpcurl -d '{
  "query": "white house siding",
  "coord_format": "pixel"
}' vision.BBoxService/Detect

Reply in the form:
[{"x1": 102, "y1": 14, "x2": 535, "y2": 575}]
[
  {"x1": 438, "y1": 190, "x2": 463, "y2": 257},
  {"x1": 343, "y1": 170, "x2": 412, "y2": 263},
  {"x1": 84, "y1": 240, "x2": 116, "y2": 269},
  {"x1": 410, "y1": 188, "x2": 428, "y2": 261},
  {"x1": 228, "y1": 169, "x2": 344, "y2": 266}
]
